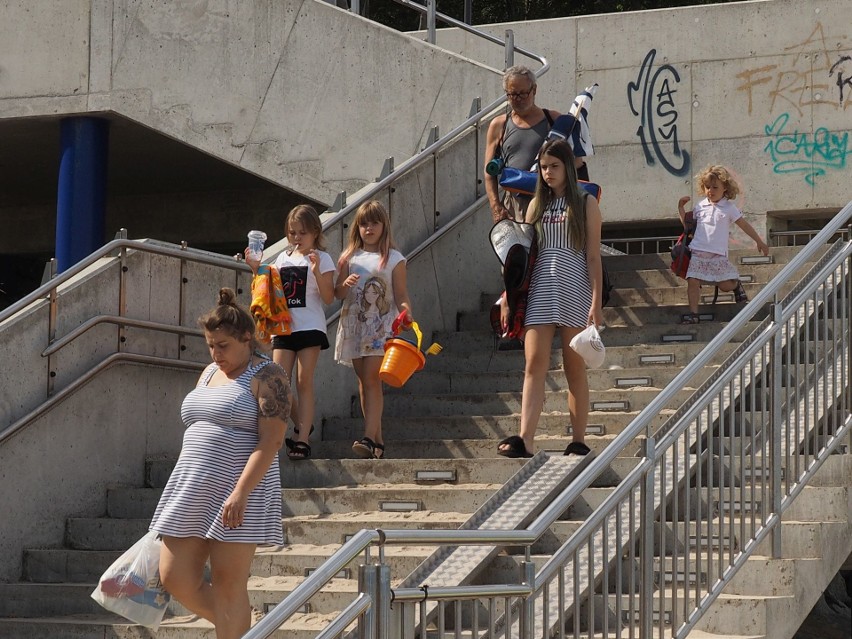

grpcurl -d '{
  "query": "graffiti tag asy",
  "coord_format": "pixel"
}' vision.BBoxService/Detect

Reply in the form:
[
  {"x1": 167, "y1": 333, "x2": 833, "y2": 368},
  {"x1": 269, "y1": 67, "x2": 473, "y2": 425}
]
[
  {"x1": 763, "y1": 113, "x2": 850, "y2": 185},
  {"x1": 628, "y1": 49, "x2": 690, "y2": 177},
  {"x1": 737, "y1": 22, "x2": 851, "y2": 115}
]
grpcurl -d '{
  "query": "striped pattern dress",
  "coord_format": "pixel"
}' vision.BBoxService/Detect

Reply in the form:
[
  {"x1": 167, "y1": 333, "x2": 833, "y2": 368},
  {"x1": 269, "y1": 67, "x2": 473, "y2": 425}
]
[
  {"x1": 149, "y1": 360, "x2": 284, "y2": 545},
  {"x1": 525, "y1": 196, "x2": 592, "y2": 328}
]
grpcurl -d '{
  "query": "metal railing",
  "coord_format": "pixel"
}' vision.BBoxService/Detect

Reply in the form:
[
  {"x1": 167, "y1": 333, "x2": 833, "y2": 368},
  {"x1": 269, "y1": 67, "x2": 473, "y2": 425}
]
[{"x1": 244, "y1": 200, "x2": 852, "y2": 639}]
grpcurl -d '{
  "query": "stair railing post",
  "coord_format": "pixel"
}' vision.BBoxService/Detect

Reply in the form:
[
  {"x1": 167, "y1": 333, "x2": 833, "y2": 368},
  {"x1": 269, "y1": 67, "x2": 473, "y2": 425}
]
[
  {"x1": 358, "y1": 563, "x2": 379, "y2": 639},
  {"x1": 504, "y1": 29, "x2": 514, "y2": 69},
  {"x1": 426, "y1": 0, "x2": 436, "y2": 44},
  {"x1": 519, "y1": 559, "x2": 535, "y2": 638},
  {"x1": 769, "y1": 302, "x2": 783, "y2": 558},
  {"x1": 639, "y1": 436, "x2": 656, "y2": 638},
  {"x1": 376, "y1": 563, "x2": 392, "y2": 639},
  {"x1": 846, "y1": 239, "x2": 852, "y2": 454}
]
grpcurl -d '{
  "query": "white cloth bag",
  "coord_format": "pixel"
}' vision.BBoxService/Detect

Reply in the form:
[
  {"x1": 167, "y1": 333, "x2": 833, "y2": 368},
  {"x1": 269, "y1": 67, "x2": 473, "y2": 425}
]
[{"x1": 569, "y1": 324, "x2": 606, "y2": 368}]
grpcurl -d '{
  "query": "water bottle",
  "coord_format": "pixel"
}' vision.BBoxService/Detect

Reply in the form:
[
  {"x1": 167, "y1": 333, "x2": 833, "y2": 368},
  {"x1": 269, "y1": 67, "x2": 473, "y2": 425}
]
[{"x1": 246, "y1": 230, "x2": 267, "y2": 261}]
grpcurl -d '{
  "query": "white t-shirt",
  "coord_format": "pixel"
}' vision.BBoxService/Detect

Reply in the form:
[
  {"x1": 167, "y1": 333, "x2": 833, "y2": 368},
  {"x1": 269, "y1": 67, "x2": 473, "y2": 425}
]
[
  {"x1": 334, "y1": 249, "x2": 406, "y2": 364},
  {"x1": 272, "y1": 249, "x2": 335, "y2": 333},
  {"x1": 688, "y1": 197, "x2": 742, "y2": 257}
]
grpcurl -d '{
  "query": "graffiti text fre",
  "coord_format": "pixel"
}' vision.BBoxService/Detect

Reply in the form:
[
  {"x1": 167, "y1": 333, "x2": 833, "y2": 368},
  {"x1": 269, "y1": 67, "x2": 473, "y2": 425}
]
[{"x1": 737, "y1": 23, "x2": 851, "y2": 115}]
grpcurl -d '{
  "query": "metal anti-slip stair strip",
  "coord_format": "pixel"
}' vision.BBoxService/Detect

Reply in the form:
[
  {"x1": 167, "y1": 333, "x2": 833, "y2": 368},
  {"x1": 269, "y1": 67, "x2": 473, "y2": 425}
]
[{"x1": 396, "y1": 452, "x2": 588, "y2": 629}]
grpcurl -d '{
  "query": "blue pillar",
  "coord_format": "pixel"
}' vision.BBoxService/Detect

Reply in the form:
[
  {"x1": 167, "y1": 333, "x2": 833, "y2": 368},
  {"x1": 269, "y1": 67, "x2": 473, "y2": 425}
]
[{"x1": 56, "y1": 117, "x2": 109, "y2": 272}]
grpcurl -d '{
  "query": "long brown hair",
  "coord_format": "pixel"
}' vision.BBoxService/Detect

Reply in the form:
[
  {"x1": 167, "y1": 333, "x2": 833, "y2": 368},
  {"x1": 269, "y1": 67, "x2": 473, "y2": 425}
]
[
  {"x1": 527, "y1": 140, "x2": 587, "y2": 249},
  {"x1": 338, "y1": 200, "x2": 395, "y2": 270}
]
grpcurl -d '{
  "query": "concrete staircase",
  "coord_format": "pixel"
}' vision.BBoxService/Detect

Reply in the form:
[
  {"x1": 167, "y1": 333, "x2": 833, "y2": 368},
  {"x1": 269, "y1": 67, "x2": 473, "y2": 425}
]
[{"x1": 1, "y1": 246, "x2": 849, "y2": 639}]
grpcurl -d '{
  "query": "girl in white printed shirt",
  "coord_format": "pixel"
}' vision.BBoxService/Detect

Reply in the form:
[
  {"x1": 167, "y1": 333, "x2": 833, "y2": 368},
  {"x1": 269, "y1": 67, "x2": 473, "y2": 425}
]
[{"x1": 246, "y1": 205, "x2": 335, "y2": 459}]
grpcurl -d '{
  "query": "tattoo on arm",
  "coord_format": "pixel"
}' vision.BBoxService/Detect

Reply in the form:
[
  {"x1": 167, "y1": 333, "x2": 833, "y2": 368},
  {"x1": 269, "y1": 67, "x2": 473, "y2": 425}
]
[{"x1": 254, "y1": 364, "x2": 292, "y2": 420}]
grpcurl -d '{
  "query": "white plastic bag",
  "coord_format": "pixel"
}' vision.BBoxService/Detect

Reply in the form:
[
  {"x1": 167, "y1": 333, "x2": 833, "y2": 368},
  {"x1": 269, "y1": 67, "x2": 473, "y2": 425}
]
[
  {"x1": 91, "y1": 530, "x2": 171, "y2": 629},
  {"x1": 569, "y1": 324, "x2": 606, "y2": 369}
]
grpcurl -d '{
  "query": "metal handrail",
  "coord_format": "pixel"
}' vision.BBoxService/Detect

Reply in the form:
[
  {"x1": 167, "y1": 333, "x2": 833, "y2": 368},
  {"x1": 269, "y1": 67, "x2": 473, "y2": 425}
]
[
  {"x1": 0, "y1": 352, "x2": 205, "y2": 445},
  {"x1": 0, "y1": 238, "x2": 248, "y2": 326},
  {"x1": 42, "y1": 315, "x2": 204, "y2": 357}
]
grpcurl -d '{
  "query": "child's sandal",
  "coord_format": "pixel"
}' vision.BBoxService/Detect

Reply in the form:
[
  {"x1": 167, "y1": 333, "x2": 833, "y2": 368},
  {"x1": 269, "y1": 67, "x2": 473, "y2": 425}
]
[{"x1": 680, "y1": 313, "x2": 700, "y2": 325}]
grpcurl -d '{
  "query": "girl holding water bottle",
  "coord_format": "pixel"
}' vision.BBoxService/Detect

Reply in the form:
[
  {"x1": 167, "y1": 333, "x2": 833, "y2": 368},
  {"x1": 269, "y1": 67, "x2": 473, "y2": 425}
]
[{"x1": 246, "y1": 205, "x2": 335, "y2": 460}]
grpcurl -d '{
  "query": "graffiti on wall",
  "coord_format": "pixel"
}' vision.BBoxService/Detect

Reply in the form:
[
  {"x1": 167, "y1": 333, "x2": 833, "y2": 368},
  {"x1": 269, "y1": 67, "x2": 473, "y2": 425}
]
[
  {"x1": 763, "y1": 112, "x2": 851, "y2": 185},
  {"x1": 736, "y1": 23, "x2": 851, "y2": 115},
  {"x1": 627, "y1": 49, "x2": 690, "y2": 177}
]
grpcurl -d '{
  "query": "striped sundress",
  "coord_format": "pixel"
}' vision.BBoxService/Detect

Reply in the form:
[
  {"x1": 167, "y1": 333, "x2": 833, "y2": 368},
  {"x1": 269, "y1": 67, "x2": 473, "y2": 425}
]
[
  {"x1": 525, "y1": 195, "x2": 592, "y2": 328},
  {"x1": 149, "y1": 360, "x2": 284, "y2": 545}
]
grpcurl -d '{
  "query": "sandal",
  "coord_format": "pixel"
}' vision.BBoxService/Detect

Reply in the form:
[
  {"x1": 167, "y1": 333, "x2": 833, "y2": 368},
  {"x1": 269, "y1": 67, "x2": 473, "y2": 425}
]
[
  {"x1": 497, "y1": 435, "x2": 533, "y2": 458},
  {"x1": 733, "y1": 281, "x2": 748, "y2": 303},
  {"x1": 285, "y1": 424, "x2": 314, "y2": 452},
  {"x1": 287, "y1": 441, "x2": 312, "y2": 460},
  {"x1": 680, "y1": 313, "x2": 700, "y2": 325},
  {"x1": 563, "y1": 441, "x2": 591, "y2": 456},
  {"x1": 352, "y1": 437, "x2": 384, "y2": 459}
]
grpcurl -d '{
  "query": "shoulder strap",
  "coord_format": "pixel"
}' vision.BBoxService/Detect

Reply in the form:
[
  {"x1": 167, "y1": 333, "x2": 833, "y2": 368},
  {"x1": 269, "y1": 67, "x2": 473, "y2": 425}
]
[
  {"x1": 543, "y1": 108, "x2": 554, "y2": 127},
  {"x1": 496, "y1": 108, "x2": 511, "y2": 154}
]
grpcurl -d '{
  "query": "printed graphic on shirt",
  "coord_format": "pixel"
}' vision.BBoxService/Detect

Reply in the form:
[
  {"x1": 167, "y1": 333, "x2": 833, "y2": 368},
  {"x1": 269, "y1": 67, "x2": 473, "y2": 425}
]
[{"x1": 279, "y1": 266, "x2": 308, "y2": 308}]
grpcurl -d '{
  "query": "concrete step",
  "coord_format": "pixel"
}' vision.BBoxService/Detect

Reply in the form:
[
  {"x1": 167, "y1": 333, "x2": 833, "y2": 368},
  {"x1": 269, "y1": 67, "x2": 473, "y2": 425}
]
[
  {"x1": 0, "y1": 576, "x2": 361, "y2": 618},
  {"x1": 379, "y1": 387, "x2": 693, "y2": 418},
  {"x1": 606, "y1": 263, "x2": 795, "y2": 289},
  {"x1": 149, "y1": 457, "x2": 532, "y2": 489},
  {"x1": 0, "y1": 614, "x2": 312, "y2": 639},
  {"x1": 408, "y1": 341, "x2": 739, "y2": 372},
  {"x1": 607, "y1": 282, "x2": 771, "y2": 307},
  {"x1": 386, "y1": 365, "x2": 716, "y2": 396},
  {"x1": 601, "y1": 246, "x2": 820, "y2": 273},
  {"x1": 310, "y1": 435, "x2": 632, "y2": 460},
  {"x1": 465, "y1": 298, "x2": 759, "y2": 329},
  {"x1": 23, "y1": 543, "x2": 433, "y2": 584},
  {"x1": 320, "y1": 412, "x2": 670, "y2": 443},
  {"x1": 429, "y1": 322, "x2": 756, "y2": 355}
]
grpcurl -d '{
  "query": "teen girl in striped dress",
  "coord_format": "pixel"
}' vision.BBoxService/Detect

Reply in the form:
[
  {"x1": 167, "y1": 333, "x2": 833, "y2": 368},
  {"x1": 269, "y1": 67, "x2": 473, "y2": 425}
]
[{"x1": 498, "y1": 140, "x2": 604, "y2": 459}]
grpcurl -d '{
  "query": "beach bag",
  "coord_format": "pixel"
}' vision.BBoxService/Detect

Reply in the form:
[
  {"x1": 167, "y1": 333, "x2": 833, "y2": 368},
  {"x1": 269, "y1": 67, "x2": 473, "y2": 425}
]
[
  {"x1": 671, "y1": 212, "x2": 696, "y2": 279},
  {"x1": 488, "y1": 220, "x2": 538, "y2": 339},
  {"x1": 91, "y1": 531, "x2": 171, "y2": 629}
]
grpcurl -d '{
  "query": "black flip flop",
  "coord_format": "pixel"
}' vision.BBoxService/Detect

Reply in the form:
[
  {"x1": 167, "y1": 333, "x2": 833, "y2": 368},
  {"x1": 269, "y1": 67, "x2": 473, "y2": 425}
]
[
  {"x1": 497, "y1": 435, "x2": 533, "y2": 458},
  {"x1": 287, "y1": 441, "x2": 312, "y2": 460},
  {"x1": 285, "y1": 424, "x2": 315, "y2": 451},
  {"x1": 563, "y1": 441, "x2": 591, "y2": 456}
]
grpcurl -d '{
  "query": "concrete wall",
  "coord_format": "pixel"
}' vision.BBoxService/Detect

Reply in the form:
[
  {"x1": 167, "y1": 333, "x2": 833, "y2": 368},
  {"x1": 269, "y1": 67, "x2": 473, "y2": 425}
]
[
  {"x1": 0, "y1": 0, "x2": 501, "y2": 205},
  {"x1": 426, "y1": 0, "x2": 852, "y2": 241},
  {"x1": 0, "y1": 364, "x2": 197, "y2": 582}
]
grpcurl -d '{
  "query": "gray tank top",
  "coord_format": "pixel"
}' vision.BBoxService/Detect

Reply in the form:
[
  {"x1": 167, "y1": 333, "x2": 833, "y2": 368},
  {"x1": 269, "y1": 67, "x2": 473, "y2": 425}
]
[{"x1": 502, "y1": 111, "x2": 552, "y2": 171}]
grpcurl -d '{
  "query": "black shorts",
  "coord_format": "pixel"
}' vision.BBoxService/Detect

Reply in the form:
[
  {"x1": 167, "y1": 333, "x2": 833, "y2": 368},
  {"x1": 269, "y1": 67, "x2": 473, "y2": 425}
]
[{"x1": 272, "y1": 330, "x2": 329, "y2": 352}]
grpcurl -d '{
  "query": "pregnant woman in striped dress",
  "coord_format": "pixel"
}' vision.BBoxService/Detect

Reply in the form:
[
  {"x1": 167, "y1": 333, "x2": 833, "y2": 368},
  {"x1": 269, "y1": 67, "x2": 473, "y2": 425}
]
[
  {"x1": 498, "y1": 140, "x2": 604, "y2": 459},
  {"x1": 150, "y1": 288, "x2": 290, "y2": 639}
]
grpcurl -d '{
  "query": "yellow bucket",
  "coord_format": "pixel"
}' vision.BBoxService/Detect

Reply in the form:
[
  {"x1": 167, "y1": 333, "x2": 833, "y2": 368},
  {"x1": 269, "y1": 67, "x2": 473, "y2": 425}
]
[{"x1": 380, "y1": 338, "x2": 426, "y2": 387}]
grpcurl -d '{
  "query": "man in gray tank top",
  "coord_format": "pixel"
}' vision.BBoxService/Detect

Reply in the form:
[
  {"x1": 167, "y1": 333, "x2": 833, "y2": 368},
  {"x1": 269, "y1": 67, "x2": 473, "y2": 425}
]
[{"x1": 484, "y1": 66, "x2": 587, "y2": 223}]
